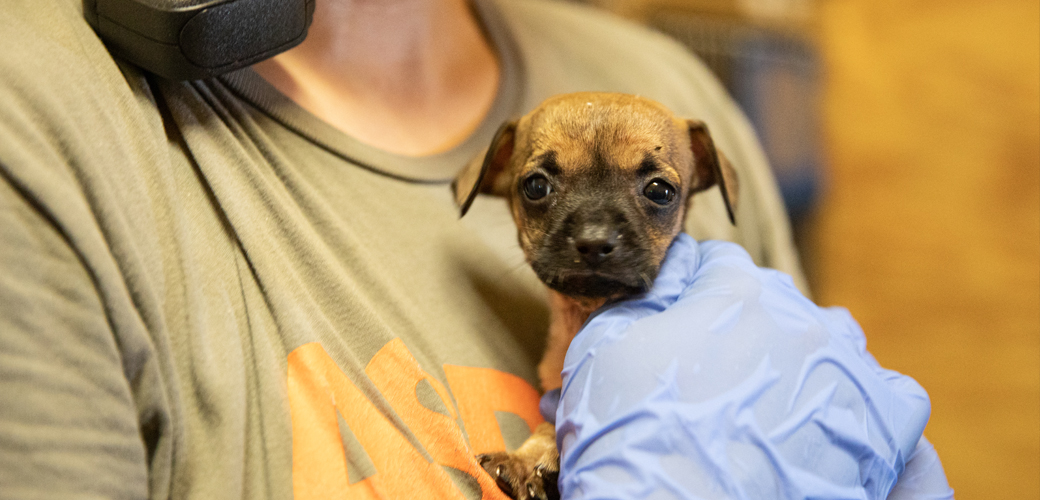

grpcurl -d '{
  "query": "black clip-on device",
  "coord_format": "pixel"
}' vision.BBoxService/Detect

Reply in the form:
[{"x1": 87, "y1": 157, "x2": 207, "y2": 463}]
[{"x1": 83, "y1": 0, "x2": 315, "y2": 81}]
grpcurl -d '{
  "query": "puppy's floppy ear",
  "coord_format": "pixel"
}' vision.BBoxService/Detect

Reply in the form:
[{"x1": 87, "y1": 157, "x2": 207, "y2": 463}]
[
  {"x1": 687, "y1": 120, "x2": 739, "y2": 225},
  {"x1": 452, "y1": 120, "x2": 517, "y2": 217}
]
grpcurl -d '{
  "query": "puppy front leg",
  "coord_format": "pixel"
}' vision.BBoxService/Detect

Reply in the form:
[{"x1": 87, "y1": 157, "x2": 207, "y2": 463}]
[
  {"x1": 480, "y1": 291, "x2": 603, "y2": 499},
  {"x1": 478, "y1": 422, "x2": 559, "y2": 500}
]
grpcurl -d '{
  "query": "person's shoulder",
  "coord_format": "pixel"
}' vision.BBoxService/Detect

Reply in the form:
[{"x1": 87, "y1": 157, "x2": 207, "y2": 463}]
[
  {"x1": 495, "y1": 0, "x2": 686, "y2": 54},
  {"x1": 498, "y1": 0, "x2": 680, "y2": 48},
  {"x1": 0, "y1": 0, "x2": 157, "y2": 165},
  {"x1": 0, "y1": 0, "x2": 149, "y2": 126},
  {"x1": 0, "y1": 0, "x2": 170, "y2": 235},
  {"x1": 491, "y1": 0, "x2": 728, "y2": 113},
  {"x1": 1, "y1": 0, "x2": 110, "y2": 86}
]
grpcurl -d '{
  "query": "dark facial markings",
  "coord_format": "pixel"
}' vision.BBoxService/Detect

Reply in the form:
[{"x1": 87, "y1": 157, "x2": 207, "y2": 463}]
[
  {"x1": 517, "y1": 150, "x2": 679, "y2": 297},
  {"x1": 534, "y1": 151, "x2": 561, "y2": 177},
  {"x1": 636, "y1": 155, "x2": 658, "y2": 178},
  {"x1": 511, "y1": 138, "x2": 691, "y2": 298}
]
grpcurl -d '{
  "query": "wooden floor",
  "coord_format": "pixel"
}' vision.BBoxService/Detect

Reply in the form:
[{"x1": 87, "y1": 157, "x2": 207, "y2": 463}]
[{"x1": 810, "y1": 1, "x2": 1040, "y2": 498}]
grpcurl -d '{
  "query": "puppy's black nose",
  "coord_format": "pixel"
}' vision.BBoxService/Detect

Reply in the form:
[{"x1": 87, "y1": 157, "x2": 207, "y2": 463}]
[{"x1": 573, "y1": 225, "x2": 618, "y2": 266}]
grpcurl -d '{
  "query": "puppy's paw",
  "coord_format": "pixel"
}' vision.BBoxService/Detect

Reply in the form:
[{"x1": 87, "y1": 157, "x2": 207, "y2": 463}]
[{"x1": 477, "y1": 451, "x2": 559, "y2": 500}]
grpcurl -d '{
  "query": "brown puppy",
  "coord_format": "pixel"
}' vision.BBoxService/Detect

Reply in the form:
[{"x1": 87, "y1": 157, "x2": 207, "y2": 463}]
[{"x1": 453, "y1": 92, "x2": 738, "y2": 500}]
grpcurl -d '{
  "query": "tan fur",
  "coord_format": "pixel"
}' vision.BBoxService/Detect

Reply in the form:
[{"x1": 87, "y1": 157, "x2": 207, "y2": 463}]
[
  {"x1": 455, "y1": 92, "x2": 737, "y2": 500},
  {"x1": 538, "y1": 292, "x2": 606, "y2": 391}
]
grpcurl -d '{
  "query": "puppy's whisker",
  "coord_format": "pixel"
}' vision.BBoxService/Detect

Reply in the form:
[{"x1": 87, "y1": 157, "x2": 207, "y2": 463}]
[{"x1": 507, "y1": 261, "x2": 532, "y2": 275}]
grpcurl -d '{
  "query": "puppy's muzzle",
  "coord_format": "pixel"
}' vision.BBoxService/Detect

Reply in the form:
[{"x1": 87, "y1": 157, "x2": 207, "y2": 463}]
[
  {"x1": 571, "y1": 221, "x2": 618, "y2": 267},
  {"x1": 531, "y1": 207, "x2": 655, "y2": 298}
]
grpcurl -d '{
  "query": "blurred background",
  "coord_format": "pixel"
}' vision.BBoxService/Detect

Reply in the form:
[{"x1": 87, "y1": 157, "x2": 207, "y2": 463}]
[{"x1": 571, "y1": 0, "x2": 1040, "y2": 497}]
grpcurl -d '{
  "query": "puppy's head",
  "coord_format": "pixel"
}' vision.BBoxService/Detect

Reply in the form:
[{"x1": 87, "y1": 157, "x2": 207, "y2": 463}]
[{"x1": 454, "y1": 92, "x2": 737, "y2": 299}]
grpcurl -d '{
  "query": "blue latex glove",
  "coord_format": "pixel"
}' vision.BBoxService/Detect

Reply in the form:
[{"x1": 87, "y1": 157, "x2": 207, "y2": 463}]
[{"x1": 542, "y1": 234, "x2": 954, "y2": 500}]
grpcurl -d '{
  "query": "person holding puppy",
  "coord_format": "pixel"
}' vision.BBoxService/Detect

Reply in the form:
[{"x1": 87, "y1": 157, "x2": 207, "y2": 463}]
[{"x1": 0, "y1": 0, "x2": 951, "y2": 499}]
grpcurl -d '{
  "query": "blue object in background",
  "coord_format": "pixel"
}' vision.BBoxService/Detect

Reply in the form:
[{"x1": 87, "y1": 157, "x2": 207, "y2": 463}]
[
  {"x1": 731, "y1": 33, "x2": 824, "y2": 221},
  {"x1": 652, "y1": 16, "x2": 825, "y2": 223}
]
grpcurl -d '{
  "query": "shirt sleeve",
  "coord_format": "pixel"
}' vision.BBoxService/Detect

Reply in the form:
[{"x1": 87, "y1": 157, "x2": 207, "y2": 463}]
[
  {"x1": 554, "y1": 234, "x2": 945, "y2": 500},
  {"x1": 0, "y1": 173, "x2": 150, "y2": 499},
  {"x1": 0, "y1": 4, "x2": 152, "y2": 493}
]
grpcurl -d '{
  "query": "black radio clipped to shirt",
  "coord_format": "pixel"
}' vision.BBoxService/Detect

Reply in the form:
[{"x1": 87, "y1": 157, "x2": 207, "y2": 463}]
[{"x1": 84, "y1": 0, "x2": 315, "y2": 81}]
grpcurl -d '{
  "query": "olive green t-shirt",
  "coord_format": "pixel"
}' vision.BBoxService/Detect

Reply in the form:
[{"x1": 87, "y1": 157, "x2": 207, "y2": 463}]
[{"x1": 0, "y1": 0, "x2": 803, "y2": 498}]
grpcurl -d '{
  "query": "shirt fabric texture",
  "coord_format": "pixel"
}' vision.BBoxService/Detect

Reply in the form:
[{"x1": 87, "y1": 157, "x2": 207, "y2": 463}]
[{"x1": 2, "y1": 0, "x2": 809, "y2": 498}]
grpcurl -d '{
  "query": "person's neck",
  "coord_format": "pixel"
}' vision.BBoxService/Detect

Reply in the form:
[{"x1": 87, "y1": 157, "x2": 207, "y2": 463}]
[{"x1": 253, "y1": 0, "x2": 500, "y2": 156}]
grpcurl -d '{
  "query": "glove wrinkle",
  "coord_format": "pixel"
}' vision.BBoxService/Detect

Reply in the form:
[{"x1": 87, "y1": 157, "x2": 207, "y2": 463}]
[{"x1": 555, "y1": 235, "x2": 948, "y2": 500}]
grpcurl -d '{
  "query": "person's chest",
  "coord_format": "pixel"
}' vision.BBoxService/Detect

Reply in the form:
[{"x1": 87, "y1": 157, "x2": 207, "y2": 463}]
[{"x1": 122, "y1": 84, "x2": 554, "y2": 498}]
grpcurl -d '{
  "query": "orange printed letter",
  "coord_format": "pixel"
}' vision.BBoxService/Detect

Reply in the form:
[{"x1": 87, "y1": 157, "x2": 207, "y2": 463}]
[
  {"x1": 443, "y1": 365, "x2": 544, "y2": 455},
  {"x1": 288, "y1": 342, "x2": 467, "y2": 499}
]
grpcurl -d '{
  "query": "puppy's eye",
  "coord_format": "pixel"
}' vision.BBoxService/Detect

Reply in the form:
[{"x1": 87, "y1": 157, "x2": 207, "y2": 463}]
[
  {"x1": 523, "y1": 175, "x2": 552, "y2": 200},
  {"x1": 644, "y1": 179, "x2": 676, "y2": 205}
]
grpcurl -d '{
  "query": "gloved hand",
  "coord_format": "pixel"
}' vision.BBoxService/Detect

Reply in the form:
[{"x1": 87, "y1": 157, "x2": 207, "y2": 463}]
[{"x1": 542, "y1": 234, "x2": 954, "y2": 500}]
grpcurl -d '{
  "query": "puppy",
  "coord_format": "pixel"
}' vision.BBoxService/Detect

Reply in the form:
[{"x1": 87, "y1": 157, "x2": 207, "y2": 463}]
[{"x1": 453, "y1": 92, "x2": 738, "y2": 500}]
